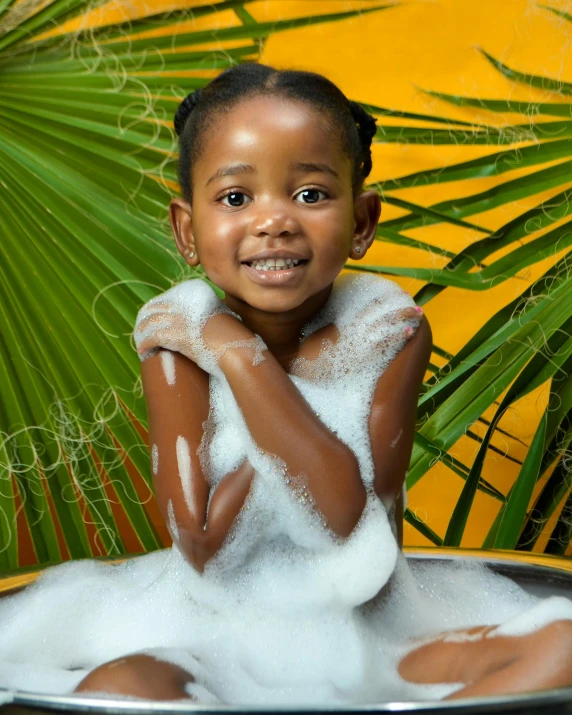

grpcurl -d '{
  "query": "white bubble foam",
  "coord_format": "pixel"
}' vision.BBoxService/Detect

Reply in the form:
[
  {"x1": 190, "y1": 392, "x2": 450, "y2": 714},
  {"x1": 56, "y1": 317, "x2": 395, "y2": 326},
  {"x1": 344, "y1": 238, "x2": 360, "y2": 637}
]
[
  {"x1": 214, "y1": 335, "x2": 268, "y2": 366},
  {"x1": 175, "y1": 435, "x2": 194, "y2": 516},
  {"x1": 151, "y1": 444, "x2": 159, "y2": 476},
  {"x1": 391, "y1": 429, "x2": 403, "y2": 448},
  {"x1": 167, "y1": 499, "x2": 179, "y2": 541},
  {"x1": 487, "y1": 597, "x2": 572, "y2": 639},
  {"x1": 1, "y1": 275, "x2": 570, "y2": 705},
  {"x1": 159, "y1": 350, "x2": 176, "y2": 386}
]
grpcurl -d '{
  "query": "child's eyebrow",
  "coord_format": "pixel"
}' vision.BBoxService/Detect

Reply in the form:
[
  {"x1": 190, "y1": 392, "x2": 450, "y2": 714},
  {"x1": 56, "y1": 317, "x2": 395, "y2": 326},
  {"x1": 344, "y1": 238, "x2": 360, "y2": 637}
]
[
  {"x1": 291, "y1": 162, "x2": 338, "y2": 178},
  {"x1": 206, "y1": 163, "x2": 254, "y2": 186},
  {"x1": 206, "y1": 162, "x2": 339, "y2": 186}
]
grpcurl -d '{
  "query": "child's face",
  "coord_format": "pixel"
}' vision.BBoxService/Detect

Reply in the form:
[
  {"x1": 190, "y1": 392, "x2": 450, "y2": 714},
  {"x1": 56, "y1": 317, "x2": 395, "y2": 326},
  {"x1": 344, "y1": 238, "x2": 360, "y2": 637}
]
[{"x1": 172, "y1": 95, "x2": 378, "y2": 315}]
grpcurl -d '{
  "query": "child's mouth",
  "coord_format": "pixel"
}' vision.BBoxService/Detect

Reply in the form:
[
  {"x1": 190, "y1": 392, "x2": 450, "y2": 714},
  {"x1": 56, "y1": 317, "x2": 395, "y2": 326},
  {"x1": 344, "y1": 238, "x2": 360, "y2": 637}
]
[
  {"x1": 241, "y1": 257, "x2": 309, "y2": 285},
  {"x1": 243, "y1": 258, "x2": 308, "y2": 272}
]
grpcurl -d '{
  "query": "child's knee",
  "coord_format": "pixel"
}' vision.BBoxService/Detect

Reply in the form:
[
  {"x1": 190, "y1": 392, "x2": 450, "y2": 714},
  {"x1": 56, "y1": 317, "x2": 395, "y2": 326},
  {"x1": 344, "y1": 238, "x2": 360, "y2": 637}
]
[{"x1": 74, "y1": 654, "x2": 194, "y2": 700}]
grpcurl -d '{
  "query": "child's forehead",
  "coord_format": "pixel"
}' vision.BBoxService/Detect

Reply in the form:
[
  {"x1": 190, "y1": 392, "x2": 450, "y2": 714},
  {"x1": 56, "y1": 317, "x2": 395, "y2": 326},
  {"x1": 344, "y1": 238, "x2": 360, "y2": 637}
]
[
  {"x1": 197, "y1": 95, "x2": 349, "y2": 173},
  {"x1": 224, "y1": 93, "x2": 320, "y2": 121}
]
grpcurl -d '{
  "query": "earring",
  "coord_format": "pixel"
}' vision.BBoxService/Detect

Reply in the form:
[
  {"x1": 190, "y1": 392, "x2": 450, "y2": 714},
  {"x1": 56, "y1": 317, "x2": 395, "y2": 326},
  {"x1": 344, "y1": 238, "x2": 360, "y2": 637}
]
[
  {"x1": 355, "y1": 246, "x2": 362, "y2": 254},
  {"x1": 188, "y1": 251, "x2": 195, "y2": 259}
]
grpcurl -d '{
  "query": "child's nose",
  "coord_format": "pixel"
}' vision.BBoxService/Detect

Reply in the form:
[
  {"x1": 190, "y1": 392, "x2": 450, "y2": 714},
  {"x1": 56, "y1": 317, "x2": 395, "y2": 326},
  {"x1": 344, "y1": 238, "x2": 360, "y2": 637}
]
[{"x1": 250, "y1": 203, "x2": 300, "y2": 238}]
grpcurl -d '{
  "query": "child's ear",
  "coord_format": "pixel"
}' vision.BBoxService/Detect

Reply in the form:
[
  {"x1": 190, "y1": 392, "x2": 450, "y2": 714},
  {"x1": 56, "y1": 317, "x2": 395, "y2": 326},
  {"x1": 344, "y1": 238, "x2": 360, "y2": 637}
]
[
  {"x1": 350, "y1": 189, "x2": 381, "y2": 260},
  {"x1": 170, "y1": 198, "x2": 199, "y2": 266}
]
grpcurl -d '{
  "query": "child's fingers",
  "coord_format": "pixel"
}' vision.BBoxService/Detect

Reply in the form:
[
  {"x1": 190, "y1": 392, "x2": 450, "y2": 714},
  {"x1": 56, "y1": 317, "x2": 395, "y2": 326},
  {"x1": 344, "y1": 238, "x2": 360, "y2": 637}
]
[
  {"x1": 143, "y1": 300, "x2": 172, "y2": 313},
  {"x1": 134, "y1": 316, "x2": 174, "y2": 353},
  {"x1": 357, "y1": 305, "x2": 423, "y2": 327},
  {"x1": 135, "y1": 302, "x2": 174, "y2": 330},
  {"x1": 134, "y1": 320, "x2": 172, "y2": 354},
  {"x1": 136, "y1": 329, "x2": 172, "y2": 356},
  {"x1": 137, "y1": 340, "x2": 159, "y2": 358},
  {"x1": 402, "y1": 307, "x2": 423, "y2": 340},
  {"x1": 135, "y1": 315, "x2": 190, "y2": 357},
  {"x1": 401, "y1": 306, "x2": 423, "y2": 321},
  {"x1": 135, "y1": 313, "x2": 170, "y2": 335}
]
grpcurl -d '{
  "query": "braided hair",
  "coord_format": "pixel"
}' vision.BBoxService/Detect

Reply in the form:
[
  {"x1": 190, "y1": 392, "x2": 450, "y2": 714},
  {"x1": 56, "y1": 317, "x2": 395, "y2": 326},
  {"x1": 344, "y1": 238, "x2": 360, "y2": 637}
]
[{"x1": 174, "y1": 63, "x2": 377, "y2": 202}]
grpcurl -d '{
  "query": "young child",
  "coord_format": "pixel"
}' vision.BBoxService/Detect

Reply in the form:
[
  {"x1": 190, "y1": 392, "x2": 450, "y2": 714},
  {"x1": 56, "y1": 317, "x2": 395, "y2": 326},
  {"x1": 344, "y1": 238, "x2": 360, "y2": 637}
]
[{"x1": 74, "y1": 64, "x2": 572, "y2": 703}]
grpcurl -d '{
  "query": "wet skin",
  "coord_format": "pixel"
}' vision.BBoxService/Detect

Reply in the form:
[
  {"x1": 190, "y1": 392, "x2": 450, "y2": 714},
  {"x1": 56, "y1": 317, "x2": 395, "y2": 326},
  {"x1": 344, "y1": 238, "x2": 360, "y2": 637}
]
[
  {"x1": 75, "y1": 95, "x2": 572, "y2": 701},
  {"x1": 398, "y1": 621, "x2": 572, "y2": 700}
]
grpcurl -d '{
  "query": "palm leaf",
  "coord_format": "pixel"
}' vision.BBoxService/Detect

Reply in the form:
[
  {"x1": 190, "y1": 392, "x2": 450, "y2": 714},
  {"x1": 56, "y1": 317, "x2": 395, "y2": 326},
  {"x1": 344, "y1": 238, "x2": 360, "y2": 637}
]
[
  {"x1": 358, "y1": 34, "x2": 572, "y2": 550},
  {"x1": 0, "y1": 0, "x2": 394, "y2": 569}
]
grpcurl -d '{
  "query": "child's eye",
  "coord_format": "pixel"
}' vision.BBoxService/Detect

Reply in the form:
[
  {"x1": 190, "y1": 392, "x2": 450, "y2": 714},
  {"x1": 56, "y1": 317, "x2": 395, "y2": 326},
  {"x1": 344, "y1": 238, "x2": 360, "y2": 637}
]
[
  {"x1": 219, "y1": 192, "x2": 250, "y2": 208},
  {"x1": 295, "y1": 189, "x2": 329, "y2": 204}
]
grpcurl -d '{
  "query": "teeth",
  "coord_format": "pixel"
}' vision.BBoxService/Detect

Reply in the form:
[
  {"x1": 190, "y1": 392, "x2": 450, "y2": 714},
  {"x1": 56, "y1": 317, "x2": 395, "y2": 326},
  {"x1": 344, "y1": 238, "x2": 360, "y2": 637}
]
[{"x1": 249, "y1": 258, "x2": 302, "y2": 270}]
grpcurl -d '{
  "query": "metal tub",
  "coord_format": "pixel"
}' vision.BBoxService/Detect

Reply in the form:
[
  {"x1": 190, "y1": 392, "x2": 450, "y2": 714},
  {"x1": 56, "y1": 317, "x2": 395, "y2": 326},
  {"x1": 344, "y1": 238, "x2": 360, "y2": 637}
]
[{"x1": 1, "y1": 549, "x2": 571, "y2": 715}]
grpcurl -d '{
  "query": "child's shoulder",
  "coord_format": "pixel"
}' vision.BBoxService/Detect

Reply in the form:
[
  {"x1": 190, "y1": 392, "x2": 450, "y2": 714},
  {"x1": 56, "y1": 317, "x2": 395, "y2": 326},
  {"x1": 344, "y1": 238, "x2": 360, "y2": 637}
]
[
  {"x1": 333, "y1": 272, "x2": 413, "y2": 299},
  {"x1": 302, "y1": 273, "x2": 417, "y2": 342},
  {"x1": 135, "y1": 279, "x2": 223, "y2": 330},
  {"x1": 328, "y1": 273, "x2": 416, "y2": 324}
]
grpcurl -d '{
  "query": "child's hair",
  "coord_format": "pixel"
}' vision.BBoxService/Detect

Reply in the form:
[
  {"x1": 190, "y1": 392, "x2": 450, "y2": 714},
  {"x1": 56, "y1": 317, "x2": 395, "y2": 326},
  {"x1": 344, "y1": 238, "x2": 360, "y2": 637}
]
[{"x1": 174, "y1": 63, "x2": 377, "y2": 202}]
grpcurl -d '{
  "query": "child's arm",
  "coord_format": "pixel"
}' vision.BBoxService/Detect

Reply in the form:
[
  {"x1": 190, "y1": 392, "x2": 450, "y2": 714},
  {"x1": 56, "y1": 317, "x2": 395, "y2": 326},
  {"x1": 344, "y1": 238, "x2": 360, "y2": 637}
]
[
  {"x1": 201, "y1": 314, "x2": 367, "y2": 539},
  {"x1": 141, "y1": 350, "x2": 254, "y2": 573},
  {"x1": 368, "y1": 314, "x2": 432, "y2": 511},
  {"x1": 288, "y1": 309, "x2": 431, "y2": 537}
]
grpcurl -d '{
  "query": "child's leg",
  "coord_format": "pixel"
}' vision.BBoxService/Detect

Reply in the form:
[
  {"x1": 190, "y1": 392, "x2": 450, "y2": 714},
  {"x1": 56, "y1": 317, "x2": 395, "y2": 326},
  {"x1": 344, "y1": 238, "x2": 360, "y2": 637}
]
[
  {"x1": 398, "y1": 620, "x2": 572, "y2": 700},
  {"x1": 74, "y1": 654, "x2": 195, "y2": 700}
]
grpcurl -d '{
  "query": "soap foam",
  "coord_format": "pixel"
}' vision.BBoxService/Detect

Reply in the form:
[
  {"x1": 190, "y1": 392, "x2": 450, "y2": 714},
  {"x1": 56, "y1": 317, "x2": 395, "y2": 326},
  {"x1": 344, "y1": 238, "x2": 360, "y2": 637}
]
[
  {"x1": 0, "y1": 275, "x2": 569, "y2": 705},
  {"x1": 175, "y1": 435, "x2": 194, "y2": 516},
  {"x1": 159, "y1": 350, "x2": 176, "y2": 386},
  {"x1": 487, "y1": 597, "x2": 572, "y2": 638},
  {"x1": 167, "y1": 499, "x2": 179, "y2": 541},
  {"x1": 0, "y1": 550, "x2": 543, "y2": 704},
  {"x1": 391, "y1": 429, "x2": 403, "y2": 448},
  {"x1": 151, "y1": 444, "x2": 159, "y2": 475},
  {"x1": 214, "y1": 335, "x2": 268, "y2": 366}
]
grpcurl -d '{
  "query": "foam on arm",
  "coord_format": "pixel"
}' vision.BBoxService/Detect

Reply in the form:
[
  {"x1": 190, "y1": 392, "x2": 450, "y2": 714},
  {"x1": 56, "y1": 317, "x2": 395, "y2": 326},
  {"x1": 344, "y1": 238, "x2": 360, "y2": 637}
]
[
  {"x1": 141, "y1": 350, "x2": 254, "y2": 572},
  {"x1": 216, "y1": 345, "x2": 367, "y2": 539},
  {"x1": 369, "y1": 316, "x2": 432, "y2": 508}
]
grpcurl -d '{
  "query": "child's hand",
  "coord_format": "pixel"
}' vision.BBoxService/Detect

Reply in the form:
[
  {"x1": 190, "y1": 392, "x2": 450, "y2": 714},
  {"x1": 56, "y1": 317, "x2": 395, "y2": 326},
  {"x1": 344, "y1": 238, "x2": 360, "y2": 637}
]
[
  {"x1": 399, "y1": 620, "x2": 572, "y2": 700},
  {"x1": 400, "y1": 306, "x2": 424, "y2": 341},
  {"x1": 356, "y1": 302, "x2": 423, "y2": 343},
  {"x1": 134, "y1": 280, "x2": 236, "y2": 374}
]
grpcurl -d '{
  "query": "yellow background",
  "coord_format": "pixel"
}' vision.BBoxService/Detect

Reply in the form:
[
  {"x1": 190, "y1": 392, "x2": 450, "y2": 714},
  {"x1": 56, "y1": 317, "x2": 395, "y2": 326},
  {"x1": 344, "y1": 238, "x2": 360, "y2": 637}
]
[{"x1": 47, "y1": 0, "x2": 572, "y2": 554}]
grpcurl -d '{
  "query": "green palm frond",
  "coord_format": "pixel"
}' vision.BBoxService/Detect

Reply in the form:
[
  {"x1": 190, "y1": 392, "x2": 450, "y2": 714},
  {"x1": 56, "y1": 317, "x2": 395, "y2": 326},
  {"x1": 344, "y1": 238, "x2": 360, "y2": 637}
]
[
  {"x1": 0, "y1": 0, "x2": 393, "y2": 571},
  {"x1": 1, "y1": 0, "x2": 570, "y2": 572},
  {"x1": 353, "y1": 7, "x2": 572, "y2": 552}
]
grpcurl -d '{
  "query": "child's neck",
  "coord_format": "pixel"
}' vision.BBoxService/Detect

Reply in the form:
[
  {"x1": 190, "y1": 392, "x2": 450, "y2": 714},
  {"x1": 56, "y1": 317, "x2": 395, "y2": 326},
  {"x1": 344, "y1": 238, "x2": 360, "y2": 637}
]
[{"x1": 224, "y1": 286, "x2": 332, "y2": 370}]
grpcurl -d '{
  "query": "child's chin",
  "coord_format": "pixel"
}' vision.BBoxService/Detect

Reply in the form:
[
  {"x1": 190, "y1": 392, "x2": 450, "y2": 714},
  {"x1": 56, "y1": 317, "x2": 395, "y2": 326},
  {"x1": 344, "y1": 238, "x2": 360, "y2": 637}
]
[{"x1": 251, "y1": 296, "x2": 304, "y2": 313}]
